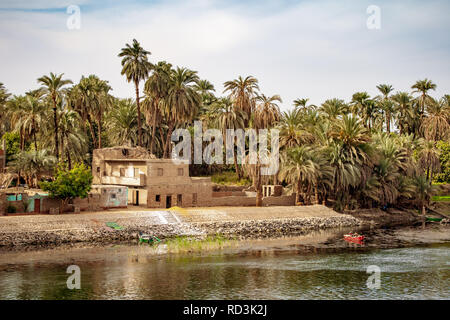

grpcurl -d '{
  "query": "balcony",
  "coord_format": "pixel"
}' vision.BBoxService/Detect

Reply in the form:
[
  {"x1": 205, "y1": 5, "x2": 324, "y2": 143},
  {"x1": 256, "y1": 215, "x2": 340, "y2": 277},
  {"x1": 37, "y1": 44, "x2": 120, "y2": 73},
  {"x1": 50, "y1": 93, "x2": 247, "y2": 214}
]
[{"x1": 101, "y1": 173, "x2": 146, "y2": 187}]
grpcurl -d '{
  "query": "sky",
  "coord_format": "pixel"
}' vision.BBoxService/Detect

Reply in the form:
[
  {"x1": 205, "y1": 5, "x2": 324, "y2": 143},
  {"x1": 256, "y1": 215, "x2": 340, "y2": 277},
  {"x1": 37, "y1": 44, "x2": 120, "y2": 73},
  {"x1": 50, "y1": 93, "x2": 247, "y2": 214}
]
[{"x1": 0, "y1": 0, "x2": 449, "y2": 110}]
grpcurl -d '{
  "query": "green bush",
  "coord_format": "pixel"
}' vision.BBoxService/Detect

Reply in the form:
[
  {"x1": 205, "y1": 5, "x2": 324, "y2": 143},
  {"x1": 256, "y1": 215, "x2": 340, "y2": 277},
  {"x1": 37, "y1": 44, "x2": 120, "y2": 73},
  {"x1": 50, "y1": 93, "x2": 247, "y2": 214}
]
[
  {"x1": 211, "y1": 171, "x2": 251, "y2": 186},
  {"x1": 434, "y1": 141, "x2": 450, "y2": 183}
]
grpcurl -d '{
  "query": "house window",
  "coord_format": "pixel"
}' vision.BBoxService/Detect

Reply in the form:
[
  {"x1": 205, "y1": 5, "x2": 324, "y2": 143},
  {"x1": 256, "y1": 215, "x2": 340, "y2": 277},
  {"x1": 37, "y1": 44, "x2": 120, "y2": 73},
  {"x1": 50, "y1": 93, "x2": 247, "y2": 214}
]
[
  {"x1": 96, "y1": 167, "x2": 100, "y2": 173},
  {"x1": 156, "y1": 195, "x2": 161, "y2": 202},
  {"x1": 118, "y1": 189, "x2": 121, "y2": 193},
  {"x1": 178, "y1": 168, "x2": 184, "y2": 176},
  {"x1": 111, "y1": 193, "x2": 116, "y2": 199},
  {"x1": 177, "y1": 194, "x2": 182, "y2": 205},
  {"x1": 192, "y1": 193, "x2": 197, "y2": 205},
  {"x1": 157, "y1": 168, "x2": 163, "y2": 176},
  {"x1": 120, "y1": 168, "x2": 126, "y2": 177}
]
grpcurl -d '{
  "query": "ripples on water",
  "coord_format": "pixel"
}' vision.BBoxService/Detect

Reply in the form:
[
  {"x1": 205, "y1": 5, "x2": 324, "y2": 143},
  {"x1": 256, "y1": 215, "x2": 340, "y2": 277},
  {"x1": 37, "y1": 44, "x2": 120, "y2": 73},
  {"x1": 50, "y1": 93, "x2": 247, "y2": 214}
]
[{"x1": 0, "y1": 244, "x2": 448, "y2": 300}]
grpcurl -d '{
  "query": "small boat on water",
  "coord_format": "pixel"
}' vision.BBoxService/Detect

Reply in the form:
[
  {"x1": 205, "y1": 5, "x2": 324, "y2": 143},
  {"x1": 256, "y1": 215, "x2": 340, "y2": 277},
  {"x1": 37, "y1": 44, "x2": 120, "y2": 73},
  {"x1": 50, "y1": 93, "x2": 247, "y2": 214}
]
[
  {"x1": 343, "y1": 233, "x2": 364, "y2": 243},
  {"x1": 138, "y1": 232, "x2": 161, "y2": 245}
]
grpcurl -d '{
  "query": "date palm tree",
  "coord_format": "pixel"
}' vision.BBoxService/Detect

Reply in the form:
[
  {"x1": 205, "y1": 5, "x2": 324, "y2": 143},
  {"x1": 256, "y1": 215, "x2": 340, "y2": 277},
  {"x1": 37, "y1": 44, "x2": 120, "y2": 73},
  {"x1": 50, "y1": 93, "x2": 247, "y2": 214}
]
[
  {"x1": 118, "y1": 39, "x2": 152, "y2": 147},
  {"x1": 163, "y1": 67, "x2": 201, "y2": 158},
  {"x1": 392, "y1": 92, "x2": 414, "y2": 135},
  {"x1": 106, "y1": 98, "x2": 138, "y2": 147},
  {"x1": 280, "y1": 146, "x2": 318, "y2": 204},
  {"x1": 320, "y1": 98, "x2": 348, "y2": 120},
  {"x1": 17, "y1": 95, "x2": 47, "y2": 151},
  {"x1": 37, "y1": 72, "x2": 72, "y2": 159},
  {"x1": 223, "y1": 75, "x2": 259, "y2": 127},
  {"x1": 376, "y1": 84, "x2": 394, "y2": 132},
  {"x1": 421, "y1": 97, "x2": 450, "y2": 141},
  {"x1": 209, "y1": 97, "x2": 246, "y2": 179},
  {"x1": 143, "y1": 61, "x2": 172, "y2": 154},
  {"x1": 412, "y1": 79, "x2": 436, "y2": 115},
  {"x1": 254, "y1": 94, "x2": 282, "y2": 129}
]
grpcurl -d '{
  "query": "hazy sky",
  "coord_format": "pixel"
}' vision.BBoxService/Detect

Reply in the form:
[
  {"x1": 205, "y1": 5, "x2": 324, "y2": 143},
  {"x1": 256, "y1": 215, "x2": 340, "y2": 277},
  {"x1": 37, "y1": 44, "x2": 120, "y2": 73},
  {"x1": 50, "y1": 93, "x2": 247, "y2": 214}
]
[{"x1": 0, "y1": 0, "x2": 449, "y2": 110}]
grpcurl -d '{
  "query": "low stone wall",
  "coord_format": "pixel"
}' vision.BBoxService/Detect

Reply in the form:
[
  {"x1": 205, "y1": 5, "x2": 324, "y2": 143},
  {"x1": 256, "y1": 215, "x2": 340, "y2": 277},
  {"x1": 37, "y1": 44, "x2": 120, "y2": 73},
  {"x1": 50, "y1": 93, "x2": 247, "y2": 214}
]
[{"x1": 209, "y1": 194, "x2": 296, "y2": 207}]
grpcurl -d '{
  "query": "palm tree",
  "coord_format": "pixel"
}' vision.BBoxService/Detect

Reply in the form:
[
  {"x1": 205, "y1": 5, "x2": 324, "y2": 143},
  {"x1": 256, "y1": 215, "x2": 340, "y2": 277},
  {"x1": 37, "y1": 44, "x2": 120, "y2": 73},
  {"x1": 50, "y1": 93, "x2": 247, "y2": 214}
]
[
  {"x1": 118, "y1": 39, "x2": 152, "y2": 147},
  {"x1": 278, "y1": 109, "x2": 313, "y2": 149},
  {"x1": 411, "y1": 79, "x2": 436, "y2": 115},
  {"x1": 0, "y1": 83, "x2": 10, "y2": 136},
  {"x1": 143, "y1": 61, "x2": 172, "y2": 154},
  {"x1": 351, "y1": 92, "x2": 377, "y2": 130},
  {"x1": 320, "y1": 98, "x2": 348, "y2": 120},
  {"x1": 254, "y1": 94, "x2": 282, "y2": 129},
  {"x1": 69, "y1": 75, "x2": 112, "y2": 149},
  {"x1": 17, "y1": 95, "x2": 46, "y2": 151},
  {"x1": 8, "y1": 149, "x2": 56, "y2": 187},
  {"x1": 163, "y1": 67, "x2": 201, "y2": 158},
  {"x1": 421, "y1": 97, "x2": 450, "y2": 141},
  {"x1": 418, "y1": 139, "x2": 440, "y2": 182},
  {"x1": 223, "y1": 76, "x2": 259, "y2": 127},
  {"x1": 37, "y1": 72, "x2": 72, "y2": 159},
  {"x1": 392, "y1": 92, "x2": 414, "y2": 135},
  {"x1": 209, "y1": 97, "x2": 246, "y2": 179},
  {"x1": 58, "y1": 109, "x2": 88, "y2": 169},
  {"x1": 413, "y1": 175, "x2": 435, "y2": 215},
  {"x1": 376, "y1": 84, "x2": 394, "y2": 132},
  {"x1": 280, "y1": 146, "x2": 318, "y2": 204},
  {"x1": 106, "y1": 98, "x2": 138, "y2": 147},
  {"x1": 293, "y1": 98, "x2": 309, "y2": 109}
]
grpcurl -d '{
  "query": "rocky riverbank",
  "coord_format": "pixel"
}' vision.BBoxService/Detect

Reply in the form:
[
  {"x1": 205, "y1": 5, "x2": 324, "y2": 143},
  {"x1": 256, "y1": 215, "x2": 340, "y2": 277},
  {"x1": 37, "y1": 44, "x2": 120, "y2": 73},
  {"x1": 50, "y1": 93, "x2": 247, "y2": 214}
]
[{"x1": 0, "y1": 209, "x2": 362, "y2": 250}]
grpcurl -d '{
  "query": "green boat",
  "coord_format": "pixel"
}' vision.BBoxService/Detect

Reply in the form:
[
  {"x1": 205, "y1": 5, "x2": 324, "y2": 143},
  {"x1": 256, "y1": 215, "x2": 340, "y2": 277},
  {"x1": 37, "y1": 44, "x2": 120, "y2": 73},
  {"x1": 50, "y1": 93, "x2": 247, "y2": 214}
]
[
  {"x1": 426, "y1": 217, "x2": 443, "y2": 222},
  {"x1": 105, "y1": 222, "x2": 124, "y2": 230},
  {"x1": 138, "y1": 232, "x2": 161, "y2": 245}
]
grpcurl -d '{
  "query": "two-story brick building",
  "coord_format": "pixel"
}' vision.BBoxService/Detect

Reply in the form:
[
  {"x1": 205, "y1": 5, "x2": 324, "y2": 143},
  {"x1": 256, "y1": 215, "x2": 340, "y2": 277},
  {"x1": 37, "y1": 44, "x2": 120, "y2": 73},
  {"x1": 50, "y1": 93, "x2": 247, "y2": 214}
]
[{"x1": 92, "y1": 147, "x2": 213, "y2": 208}]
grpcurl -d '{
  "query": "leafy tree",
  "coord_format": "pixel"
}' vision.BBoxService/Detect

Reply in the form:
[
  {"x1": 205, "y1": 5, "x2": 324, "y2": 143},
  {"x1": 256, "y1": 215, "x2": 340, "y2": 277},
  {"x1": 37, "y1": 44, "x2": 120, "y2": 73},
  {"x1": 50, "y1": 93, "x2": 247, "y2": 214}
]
[
  {"x1": 2, "y1": 131, "x2": 20, "y2": 164},
  {"x1": 434, "y1": 140, "x2": 450, "y2": 183},
  {"x1": 40, "y1": 163, "x2": 93, "y2": 213}
]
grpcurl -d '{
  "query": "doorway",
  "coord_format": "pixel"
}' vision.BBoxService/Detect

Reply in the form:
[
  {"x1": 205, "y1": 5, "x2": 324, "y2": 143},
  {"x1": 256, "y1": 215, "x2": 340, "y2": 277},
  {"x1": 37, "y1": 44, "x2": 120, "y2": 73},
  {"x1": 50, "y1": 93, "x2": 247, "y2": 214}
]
[
  {"x1": 165, "y1": 195, "x2": 171, "y2": 208},
  {"x1": 135, "y1": 190, "x2": 139, "y2": 206},
  {"x1": 34, "y1": 198, "x2": 40, "y2": 213}
]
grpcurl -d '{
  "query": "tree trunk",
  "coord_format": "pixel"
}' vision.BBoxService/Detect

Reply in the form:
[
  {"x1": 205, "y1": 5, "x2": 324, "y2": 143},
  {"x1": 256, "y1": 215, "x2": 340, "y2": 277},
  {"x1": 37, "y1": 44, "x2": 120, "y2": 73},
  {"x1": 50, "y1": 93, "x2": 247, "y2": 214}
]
[
  {"x1": 314, "y1": 187, "x2": 319, "y2": 204},
  {"x1": 86, "y1": 115, "x2": 97, "y2": 149},
  {"x1": 163, "y1": 122, "x2": 175, "y2": 158},
  {"x1": 296, "y1": 180, "x2": 302, "y2": 205},
  {"x1": 233, "y1": 148, "x2": 241, "y2": 180},
  {"x1": 135, "y1": 80, "x2": 142, "y2": 147},
  {"x1": 150, "y1": 100, "x2": 159, "y2": 154},
  {"x1": 52, "y1": 95, "x2": 59, "y2": 160},
  {"x1": 386, "y1": 112, "x2": 391, "y2": 133},
  {"x1": 33, "y1": 118, "x2": 38, "y2": 151},
  {"x1": 98, "y1": 106, "x2": 102, "y2": 149},
  {"x1": 67, "y1": 150, "x2": 72, "y2": 170}
]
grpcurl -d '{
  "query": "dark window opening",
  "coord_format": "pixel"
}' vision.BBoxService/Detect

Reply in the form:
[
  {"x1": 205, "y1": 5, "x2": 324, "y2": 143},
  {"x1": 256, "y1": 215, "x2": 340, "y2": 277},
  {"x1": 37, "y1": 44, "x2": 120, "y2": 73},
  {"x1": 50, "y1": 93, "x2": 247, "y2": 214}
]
[
  {"x1": 156, "y1": 195, "x2": 161, "y2": 202},
  {"x1": 193, "y1": 193, "x2": 197, "y2": 205},
  {"x1": 177, "y1": 194, "x2": 182, "y2": 205},
  {"x1": 96, "y1": 167, "x2": 100, "y2": 173}
]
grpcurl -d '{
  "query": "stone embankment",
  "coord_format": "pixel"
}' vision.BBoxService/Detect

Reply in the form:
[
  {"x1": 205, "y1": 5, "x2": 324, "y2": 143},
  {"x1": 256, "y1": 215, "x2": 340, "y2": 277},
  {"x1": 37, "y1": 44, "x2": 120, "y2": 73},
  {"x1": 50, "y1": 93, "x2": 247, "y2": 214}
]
[{"x1": 0, "y1": 206, "x2": 362, "y2": 249}]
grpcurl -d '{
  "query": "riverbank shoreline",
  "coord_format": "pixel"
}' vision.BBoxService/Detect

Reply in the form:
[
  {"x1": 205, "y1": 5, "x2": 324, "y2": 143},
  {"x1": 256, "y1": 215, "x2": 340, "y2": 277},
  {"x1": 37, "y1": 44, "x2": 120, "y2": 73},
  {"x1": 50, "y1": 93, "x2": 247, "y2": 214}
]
[{"x1": 0, "y1": 204, "x2": 443, "y2": 252}]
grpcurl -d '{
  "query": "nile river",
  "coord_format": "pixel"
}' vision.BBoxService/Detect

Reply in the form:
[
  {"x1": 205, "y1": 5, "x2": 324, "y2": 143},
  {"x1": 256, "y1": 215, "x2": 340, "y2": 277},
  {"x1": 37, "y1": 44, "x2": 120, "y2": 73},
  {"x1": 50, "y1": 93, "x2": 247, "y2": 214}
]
[{"x1": 0, "y1": 241, "x2": 448, "y2": 299}]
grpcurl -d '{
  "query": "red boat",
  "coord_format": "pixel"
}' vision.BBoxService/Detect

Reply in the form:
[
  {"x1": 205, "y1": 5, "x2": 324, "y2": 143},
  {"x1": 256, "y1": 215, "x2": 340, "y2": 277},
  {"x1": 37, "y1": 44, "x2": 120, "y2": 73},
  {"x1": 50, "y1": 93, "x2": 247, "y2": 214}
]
[{"x1": 343, "y1": 233, "x2": 364, "y2": 243}]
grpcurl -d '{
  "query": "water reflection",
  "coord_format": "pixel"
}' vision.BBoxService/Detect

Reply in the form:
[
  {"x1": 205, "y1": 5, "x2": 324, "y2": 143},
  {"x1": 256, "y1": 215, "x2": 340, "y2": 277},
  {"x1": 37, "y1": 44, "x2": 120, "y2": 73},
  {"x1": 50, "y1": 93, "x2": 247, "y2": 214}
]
[{"x1": 0, "y1": 243, "x2": 448, "y2": 300}]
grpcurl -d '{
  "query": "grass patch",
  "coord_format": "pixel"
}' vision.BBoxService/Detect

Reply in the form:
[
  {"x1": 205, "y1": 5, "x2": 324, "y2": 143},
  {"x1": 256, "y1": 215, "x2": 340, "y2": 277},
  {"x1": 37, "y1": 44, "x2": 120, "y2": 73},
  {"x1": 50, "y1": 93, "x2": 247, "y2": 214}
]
[
  {"x1": 432, "y1": 195, "x2": 450, "y2": 202},
  {"x1": 164, "y1": 235, "x2": 236, "y2": 254},
  {"x1": 210, "y1": 171, "x2": 251, "y2": 186}
]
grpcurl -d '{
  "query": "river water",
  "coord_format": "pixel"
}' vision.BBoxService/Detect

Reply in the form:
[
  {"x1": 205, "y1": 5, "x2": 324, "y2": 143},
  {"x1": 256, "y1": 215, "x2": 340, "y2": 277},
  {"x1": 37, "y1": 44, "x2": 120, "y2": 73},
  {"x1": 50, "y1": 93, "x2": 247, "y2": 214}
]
[{"x1": 0, "y1": 236, "x2": 448, "y2": 300}]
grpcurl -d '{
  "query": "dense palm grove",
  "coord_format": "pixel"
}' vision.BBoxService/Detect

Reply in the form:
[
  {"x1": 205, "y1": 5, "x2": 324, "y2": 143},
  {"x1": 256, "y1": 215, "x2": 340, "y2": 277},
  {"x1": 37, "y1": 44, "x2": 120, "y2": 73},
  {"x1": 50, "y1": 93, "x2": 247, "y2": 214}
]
[{"x1": 0, "y1": 39, "x2": 449, "y2": 212}]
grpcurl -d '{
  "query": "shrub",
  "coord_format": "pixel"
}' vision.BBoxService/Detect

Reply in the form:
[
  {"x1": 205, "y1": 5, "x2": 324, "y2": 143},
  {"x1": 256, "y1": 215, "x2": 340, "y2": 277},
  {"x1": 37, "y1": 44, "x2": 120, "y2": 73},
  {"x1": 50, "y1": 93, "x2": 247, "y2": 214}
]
[{"x1": 6, "y1": 205, "x2": 16, "y2": 213}]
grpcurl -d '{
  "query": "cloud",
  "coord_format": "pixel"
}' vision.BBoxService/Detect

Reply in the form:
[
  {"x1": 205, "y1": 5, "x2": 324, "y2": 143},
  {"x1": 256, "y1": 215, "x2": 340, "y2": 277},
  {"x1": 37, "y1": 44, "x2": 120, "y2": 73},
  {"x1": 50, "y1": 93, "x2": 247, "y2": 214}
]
[{"x1": 0, "y1": 0, "x2": 449, "y2": 109}]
